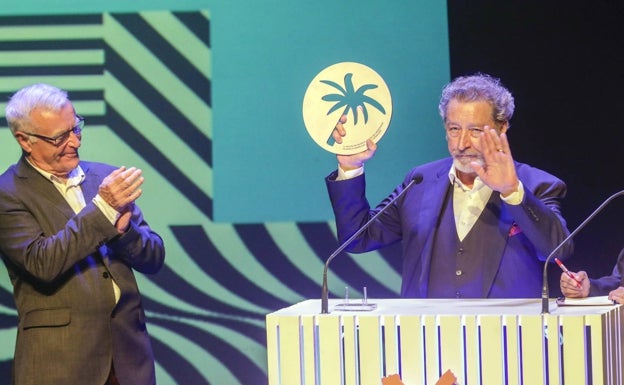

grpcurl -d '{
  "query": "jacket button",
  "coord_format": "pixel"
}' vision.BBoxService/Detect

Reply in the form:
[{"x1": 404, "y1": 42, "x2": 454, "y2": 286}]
[{"x1": 103, "y1": 272, "x2": 110, "y2": 279}]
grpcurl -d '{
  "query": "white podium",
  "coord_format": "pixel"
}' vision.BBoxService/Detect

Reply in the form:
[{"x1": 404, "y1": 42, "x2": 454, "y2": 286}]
[{"x1": 266, "y1": 298, "x2": 623, "y2": 385}]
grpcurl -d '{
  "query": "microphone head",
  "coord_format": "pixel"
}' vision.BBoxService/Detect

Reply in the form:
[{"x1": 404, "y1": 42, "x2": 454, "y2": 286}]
[{"x1": 412, "y1": 173, "x2": 424, "y2": 184}]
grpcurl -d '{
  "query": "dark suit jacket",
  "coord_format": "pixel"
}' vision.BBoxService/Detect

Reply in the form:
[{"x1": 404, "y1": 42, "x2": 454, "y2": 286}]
[
  {"x1": 326, "y1": 157, "x2": 572, "y2": 298},
  {"x1": 0, "y1": 157, "x2": 165, "y2": 385},
  {"x1": 589, "y1": 248, "x2": 624, "y2": 295}
]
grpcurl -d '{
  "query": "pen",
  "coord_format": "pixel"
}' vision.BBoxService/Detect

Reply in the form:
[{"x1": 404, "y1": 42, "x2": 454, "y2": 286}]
[{"x1": 555, "y1": 258, "x2": 582, "y2": 288}]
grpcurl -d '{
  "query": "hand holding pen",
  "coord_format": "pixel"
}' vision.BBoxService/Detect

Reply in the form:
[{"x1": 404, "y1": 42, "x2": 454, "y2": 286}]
[{"x1": 555, "y1": 258, "x2": 583, "y2": 288}]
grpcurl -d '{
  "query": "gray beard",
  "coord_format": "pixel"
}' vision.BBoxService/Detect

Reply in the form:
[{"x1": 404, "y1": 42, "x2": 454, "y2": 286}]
[{"x1": 453, "y1": 157, "x2": 484, "y2": 174}]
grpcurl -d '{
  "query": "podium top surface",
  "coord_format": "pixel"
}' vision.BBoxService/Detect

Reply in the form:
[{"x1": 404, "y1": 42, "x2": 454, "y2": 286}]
[{"x1": 267, "y1": 298, "x2": 619, "y2": 317}]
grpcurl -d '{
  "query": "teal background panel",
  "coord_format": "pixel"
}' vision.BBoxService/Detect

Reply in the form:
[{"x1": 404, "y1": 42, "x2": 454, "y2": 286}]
[
  {"x1": 0, "y1": 2, "x2": 449, "y2": 385},
  {"x1": 213, "y1": 1, "x2": 450, "y2": 223}
]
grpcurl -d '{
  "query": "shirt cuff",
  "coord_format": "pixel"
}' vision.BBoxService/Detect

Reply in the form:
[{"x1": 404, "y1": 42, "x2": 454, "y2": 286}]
[
  {"x1": 500, "y1": 180, "x2": 524, "y2": 205},
  {"x1": 336, "y1": 165, "x2": 364, "y2": 181},
  {"x1": 93, "y1": 194, "x2": 121, "y2": 225}
]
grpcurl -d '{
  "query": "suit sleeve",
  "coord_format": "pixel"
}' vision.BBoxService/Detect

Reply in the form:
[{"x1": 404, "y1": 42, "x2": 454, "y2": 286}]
[
  {"x1": 325, "y1": 170, "x2": 407, "y2": 253},
  {"x1": 503, "y1": 165, "x2": 573, "y2": 262},
  {"x1": 589, "y1": 248, "x2": 624, "y2": 296},
  {"x1": 107, "y1": 205, "x2": 165, "y2": 274},
  {"x1": 0, "y1": 191, "x2": 119, "y2": 283}
]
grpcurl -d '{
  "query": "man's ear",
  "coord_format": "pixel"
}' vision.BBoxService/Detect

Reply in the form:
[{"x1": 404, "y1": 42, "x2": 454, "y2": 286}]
[
  {"x1": 14, "y1": 132, "x2": 32, "y2": 154},
  {"x1": 500, "y1": 121, "x2": 509, "y2": 134}
]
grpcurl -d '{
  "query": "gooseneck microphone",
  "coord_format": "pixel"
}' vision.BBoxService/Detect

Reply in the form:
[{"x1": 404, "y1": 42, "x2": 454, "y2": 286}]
[
  {"x1": 321, "y1": 174, "x2": 424, "y2": 314},
  {"x1": 541, "y1": 189, "x2": 624, "y2": 314}
]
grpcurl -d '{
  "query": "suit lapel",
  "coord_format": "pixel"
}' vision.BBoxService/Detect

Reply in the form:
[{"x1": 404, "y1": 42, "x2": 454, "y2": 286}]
[
  {"x1": 15, "y1": 159, "x2": 104, "y2": 221},
  {"x1": 79, "y1": 162, "x2": 100, "y2": 202},
  {"x1": 15, "y1": 157, "x2": 75, "y2": 220},
  {"x1": 417, "y1": 162, "x2": 454, "y2": 296}
]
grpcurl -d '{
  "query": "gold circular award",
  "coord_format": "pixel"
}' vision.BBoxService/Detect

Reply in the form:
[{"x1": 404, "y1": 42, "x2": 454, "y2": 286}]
[{"x1": 302, "y1": 62, "x2": 392, "y2": 155}]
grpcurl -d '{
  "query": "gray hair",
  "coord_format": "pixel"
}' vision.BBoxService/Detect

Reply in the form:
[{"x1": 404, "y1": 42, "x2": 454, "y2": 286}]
[
  {"x1": 438, "y1": 73, "x2": 515, "y2": 128},
  {"x1": 5, "y1": 83, "x2": 70, "y2": 135}
]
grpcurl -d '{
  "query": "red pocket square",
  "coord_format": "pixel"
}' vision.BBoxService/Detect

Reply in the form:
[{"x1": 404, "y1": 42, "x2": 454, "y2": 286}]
[{"x1": 509, "y1": 223, "x2": 522, "y2": 236}]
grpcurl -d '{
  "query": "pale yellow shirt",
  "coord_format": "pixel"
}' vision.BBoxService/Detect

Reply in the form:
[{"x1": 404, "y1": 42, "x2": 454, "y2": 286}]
[{"x1": 448, "y1": 167, "x2": 524, "y2": 241}]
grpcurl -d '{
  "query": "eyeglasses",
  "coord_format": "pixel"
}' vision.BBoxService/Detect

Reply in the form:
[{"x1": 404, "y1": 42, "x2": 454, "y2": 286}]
[
  {"x1": 446, "y1": 126, "x2": 485, "y2": 139},
  {"x1": 22, "y1": 115, "x2": 84, "y2": 147}
]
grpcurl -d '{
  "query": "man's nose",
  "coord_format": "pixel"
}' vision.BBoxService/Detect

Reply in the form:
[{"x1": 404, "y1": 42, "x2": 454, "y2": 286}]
[
  {"x1": 457, "y1": 128, "x2": 472, "y2": 149},
  {"x1": 67, "y1": 131, "x2": 81, "y2": 147}
]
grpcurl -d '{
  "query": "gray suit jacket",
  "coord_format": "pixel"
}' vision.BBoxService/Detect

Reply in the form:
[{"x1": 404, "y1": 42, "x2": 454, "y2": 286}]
[{"x1": 0, "y1": 156, "x2": 165, "y2": 385}]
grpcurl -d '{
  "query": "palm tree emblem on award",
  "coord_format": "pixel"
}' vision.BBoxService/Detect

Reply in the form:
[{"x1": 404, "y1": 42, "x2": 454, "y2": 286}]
[
  {"x1": 302, "y1": 61, "x2": 393, "y2": 155},
  {"x1": 320, "y1": 72, "x2": 387, "y2": 145}
]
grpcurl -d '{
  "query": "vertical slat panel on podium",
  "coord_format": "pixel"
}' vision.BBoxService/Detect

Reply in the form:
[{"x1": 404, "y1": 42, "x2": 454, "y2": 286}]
[
  {"x1": 614, "y1": 307, "x2": 623, "y2": 385},
  {"x1": 586, "y1": 313, "x2": 606, "y2": 385},
  {"x1": 503, "y1": 315, "x2": 520, "y2": 385},
  {"x1": 519, "y1": 315, "x2": 545, "y2": 385},
  {"x1": 606, "y1": 306, "x2": 624, "y2": 385},
  {"x1": 438, "y1": 315, "x2": 462, "y2": 383},
  {"x1": 422, "y1": 315, "x2": 440, "y2": 384},
  {"x1": 342, "y1": 315, "x2": 357, "y2": 385},
  {"x1": 318, "y1": 315, "x2": 343, "y2": 385},
  {"x1": 398, "y1": 315, "x2": 424, "y2": 385},
  {"x1": 277, "y1": 316, "x2": 303, "y2": 384},
  {"x1": 266, "y1": 314, "x2": 280, "y2": 385},
  {"x1": 478, "y1": 315, "x2": 503, "y2": 385},
  {"x1": 383, "y1": 315, "x2": 399, "y2": 377},
  {"x1": 560, "y1": 315, "x2": 587, "y2": 384},
  {"x1": 545, "y1": 315, "x2": 561, "y2": 385},
  {"x1": 607, "y1": 309, "x2": 616, "y2": 385},
  {"x1": 358, "y1": 316, "x2": 382, "y2": 385},
  {"x1": 463, "y1": 315, "x2": 480, "y2": 385},
  {"x1": 301, "y1": 316, "x2": 317, "y2": 385}
]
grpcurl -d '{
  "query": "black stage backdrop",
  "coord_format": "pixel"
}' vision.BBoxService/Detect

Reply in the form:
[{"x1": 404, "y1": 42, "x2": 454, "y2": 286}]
[{"x1": 448, "y1": 1, "x2": 624, "y2": 294}]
